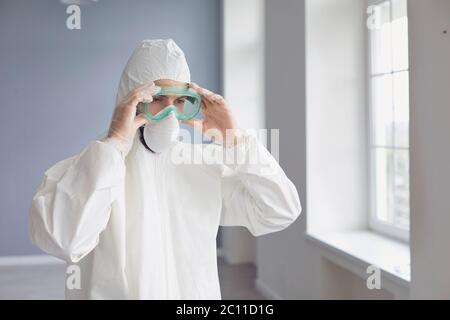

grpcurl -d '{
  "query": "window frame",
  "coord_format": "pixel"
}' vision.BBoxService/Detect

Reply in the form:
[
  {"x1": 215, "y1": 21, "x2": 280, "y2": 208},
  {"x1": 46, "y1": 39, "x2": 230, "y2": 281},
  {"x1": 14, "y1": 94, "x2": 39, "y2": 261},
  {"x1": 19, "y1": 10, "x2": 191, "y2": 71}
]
[{"x1": 366, "y1": 0, "x2": 410, "y2": 243}]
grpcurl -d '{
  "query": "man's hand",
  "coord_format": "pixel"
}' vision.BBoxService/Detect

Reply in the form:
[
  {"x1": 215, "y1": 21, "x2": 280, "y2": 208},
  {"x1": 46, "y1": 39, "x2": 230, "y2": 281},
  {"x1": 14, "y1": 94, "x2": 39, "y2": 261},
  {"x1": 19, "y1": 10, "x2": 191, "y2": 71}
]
[
  {"x1": 106, "y1": 82, "x2": 161, "y2": 154},
  {"x1": 183, "y1": 82, "x2": 240, "y2": 147}
]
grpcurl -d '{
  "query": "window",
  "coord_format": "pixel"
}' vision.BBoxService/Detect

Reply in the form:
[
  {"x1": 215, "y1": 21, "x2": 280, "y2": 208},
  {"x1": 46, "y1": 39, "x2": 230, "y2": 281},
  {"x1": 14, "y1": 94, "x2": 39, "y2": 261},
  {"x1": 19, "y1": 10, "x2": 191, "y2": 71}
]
[{"x1": 368, "y1": 0, "x2": 410, "y2": 241}]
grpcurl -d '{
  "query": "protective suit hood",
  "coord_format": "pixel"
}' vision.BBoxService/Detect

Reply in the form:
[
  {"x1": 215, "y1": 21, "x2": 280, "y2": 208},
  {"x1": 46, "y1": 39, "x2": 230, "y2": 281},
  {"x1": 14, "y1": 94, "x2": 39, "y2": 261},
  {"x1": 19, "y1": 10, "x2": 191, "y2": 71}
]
[
  {"x1": 116, "y1": 39, "x2": 190, "y2": 153},
  {"x1": 116, "y1": 39, "x2": 191, "y2": 104}
]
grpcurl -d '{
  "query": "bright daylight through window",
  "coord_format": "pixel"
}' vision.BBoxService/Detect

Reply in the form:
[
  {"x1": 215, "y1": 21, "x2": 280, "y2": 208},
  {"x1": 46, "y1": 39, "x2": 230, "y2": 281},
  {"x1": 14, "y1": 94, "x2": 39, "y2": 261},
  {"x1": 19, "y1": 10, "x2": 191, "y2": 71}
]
[{"x1": 368, "y1": 0, "x2": 410, "y2": 241}]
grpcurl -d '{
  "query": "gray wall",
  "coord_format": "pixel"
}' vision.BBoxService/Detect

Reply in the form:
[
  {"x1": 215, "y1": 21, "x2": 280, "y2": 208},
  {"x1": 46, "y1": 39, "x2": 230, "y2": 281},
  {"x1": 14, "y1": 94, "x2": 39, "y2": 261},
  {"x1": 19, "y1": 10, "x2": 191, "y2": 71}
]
[
  {"x1": 409, "y1": 0, "x2": 450, "y2": 299},
  {"x1": 257, "y1": 0, "x2": 312, "y2": 298},
  {"x1": 0, "y1": 0, "x2": 221, "y2": 256}
]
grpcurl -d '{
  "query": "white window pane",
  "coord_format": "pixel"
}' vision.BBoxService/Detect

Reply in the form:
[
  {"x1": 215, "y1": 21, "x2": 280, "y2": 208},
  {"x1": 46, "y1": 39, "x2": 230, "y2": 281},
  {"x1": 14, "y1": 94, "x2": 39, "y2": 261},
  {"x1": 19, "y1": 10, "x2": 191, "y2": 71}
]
[
  {"x1": 392, "y1": 16, "x2": 409, "y2": 71},
  {"x1": 370, "y1": 1, "x2": 392, "y2": 74},
  {"x1": 393, "y1": 71, "x2": 410, "y2": 148},
  {"x1": 392, "y1": 149, "x2": 410, "y2": 230},
  {"x1": 374, "y1": 148, "x2": 410, "y2": 230},
  {"x1": 374, "y1": 148, "x2": 392, "y2": 222},
  {"x1": 392, "y1": 0, "x2": 407, "y2": 20},
  {"x1": 372, "y1": 75, "x2": 394, "y2": 146},
  {"x1": 369, "y1": 1, "x2": 410, "y2": 237},
  {"x1": 371, "y1": 0, "x2": 409, "y2": 74}
]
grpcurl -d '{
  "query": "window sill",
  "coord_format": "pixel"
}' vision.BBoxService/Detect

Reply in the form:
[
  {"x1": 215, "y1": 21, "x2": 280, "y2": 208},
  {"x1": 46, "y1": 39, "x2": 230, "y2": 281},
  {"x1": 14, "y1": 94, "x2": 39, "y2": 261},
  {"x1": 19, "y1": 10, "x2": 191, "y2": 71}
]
[{"x1": 305, "y1": 230, "x2": 410, "y2": 295}]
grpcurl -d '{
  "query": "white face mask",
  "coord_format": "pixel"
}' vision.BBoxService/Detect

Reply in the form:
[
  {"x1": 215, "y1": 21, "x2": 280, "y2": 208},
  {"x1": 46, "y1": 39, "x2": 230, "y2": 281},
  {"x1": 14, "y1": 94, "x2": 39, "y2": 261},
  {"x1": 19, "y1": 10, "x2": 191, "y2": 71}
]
[{"x1": 142, "y1": 110, "x2": 180, "y2": 153}]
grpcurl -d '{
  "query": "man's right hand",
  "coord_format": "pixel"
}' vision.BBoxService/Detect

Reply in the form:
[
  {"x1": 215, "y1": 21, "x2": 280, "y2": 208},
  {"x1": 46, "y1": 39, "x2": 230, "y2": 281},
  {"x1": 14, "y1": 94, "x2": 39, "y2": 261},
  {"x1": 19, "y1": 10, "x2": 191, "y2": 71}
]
[{"x1": 106, "y1": 82, "x2": 161, "y2": 155}]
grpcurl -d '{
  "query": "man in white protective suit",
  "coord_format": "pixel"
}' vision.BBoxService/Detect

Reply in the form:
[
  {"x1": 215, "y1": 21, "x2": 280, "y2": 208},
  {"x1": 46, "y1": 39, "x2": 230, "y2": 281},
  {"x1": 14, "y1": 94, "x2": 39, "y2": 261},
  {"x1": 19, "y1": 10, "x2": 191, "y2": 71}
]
[{"x1": 29, "y1": 39, "x2": 302, "y2": 299}]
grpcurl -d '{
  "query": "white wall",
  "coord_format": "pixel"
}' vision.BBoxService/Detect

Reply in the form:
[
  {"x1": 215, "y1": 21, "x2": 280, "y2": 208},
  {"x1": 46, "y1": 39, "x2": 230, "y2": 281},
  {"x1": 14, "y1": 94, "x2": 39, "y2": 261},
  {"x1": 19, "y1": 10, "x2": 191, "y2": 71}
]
[
  {"x1": 306, "y1": 0, "x2": 368, "y2": 235},
  {"x1": 409, "y1": 0, "x2": 450, "y2": 299},
  {"x1": 258, "y1": 0, "x2": 400, "y2": 300},
  {"x1": 320, "y1": 258, "x2": 394, "y2": 299},
  {"x1": 220, "y1": 0, "x2": 265, "y2": 264}
]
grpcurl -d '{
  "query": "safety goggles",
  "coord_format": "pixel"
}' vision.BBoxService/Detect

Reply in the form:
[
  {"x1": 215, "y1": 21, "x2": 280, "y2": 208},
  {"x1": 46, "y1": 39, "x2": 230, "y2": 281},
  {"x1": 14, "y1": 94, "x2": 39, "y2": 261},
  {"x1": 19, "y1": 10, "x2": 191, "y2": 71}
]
[{"x1": 137, "y1": 87, "x2": 202, "y2": 121}]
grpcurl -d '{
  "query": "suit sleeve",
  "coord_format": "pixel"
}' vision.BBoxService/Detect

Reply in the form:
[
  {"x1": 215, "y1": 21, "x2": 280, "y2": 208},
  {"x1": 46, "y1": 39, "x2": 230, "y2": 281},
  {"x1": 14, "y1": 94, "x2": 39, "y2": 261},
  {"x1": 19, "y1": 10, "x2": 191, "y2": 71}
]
[
  {"x1": 29, "y1": 139, "x2": 126, "y2": 263},
  {"x1": 220, "y1": 133, "x2": 302, "y2": 236}
]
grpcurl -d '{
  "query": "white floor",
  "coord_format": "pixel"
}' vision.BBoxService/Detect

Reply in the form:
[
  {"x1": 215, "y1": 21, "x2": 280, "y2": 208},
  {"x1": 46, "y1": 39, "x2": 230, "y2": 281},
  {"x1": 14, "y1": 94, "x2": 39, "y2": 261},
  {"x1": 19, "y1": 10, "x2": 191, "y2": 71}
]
[{"x1": 0, "y1": 256, "x2": 265, "y2": 300}]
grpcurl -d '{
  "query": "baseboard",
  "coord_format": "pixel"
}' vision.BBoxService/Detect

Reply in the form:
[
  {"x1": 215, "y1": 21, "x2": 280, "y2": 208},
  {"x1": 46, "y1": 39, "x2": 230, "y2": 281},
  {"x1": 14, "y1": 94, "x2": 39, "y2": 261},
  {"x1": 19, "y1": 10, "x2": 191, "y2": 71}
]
[
  {"x1": 255, "y1": 278, "x2": 283, "y2": 300},
  {"x1": 0, "y1": 254, "x2": 64, "y2": 267}
]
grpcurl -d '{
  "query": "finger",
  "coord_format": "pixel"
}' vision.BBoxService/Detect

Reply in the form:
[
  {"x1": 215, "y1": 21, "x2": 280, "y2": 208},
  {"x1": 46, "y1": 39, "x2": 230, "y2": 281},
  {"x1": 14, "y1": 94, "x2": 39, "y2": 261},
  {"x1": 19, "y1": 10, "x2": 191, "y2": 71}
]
[
  {"x1": 135, "y1": 81, "x2": 157, "y2": 92},
  {"x1": 138, "y1": 85, "x2": 161, "y2": 99},
  {"x1": 200, "y1": 93, "x2": 217, "y2": 110},
  {"x1": 134, "y1": 113, "x2": 148, "y2": 128},
  {"x1": 190, "y1": 82, "x2": 216, "y2": 101},
  {"x1": 202, "y1": 100, "x2": 222, "y2": 116},
  {"x1": 211, "y1": 94, "x2": 225, "y2": 104},
  {"x1": 182, "y1": 119, "x2": 202, "y2": 127},
  {"x1": 182, "y1": 119, "x2": 204, "y2": 131},
  {"x1": 127, "y1": 90, "x2": 155, "y2": 108},
  {"x1": 203, "y1": 99, "x2": 224, "y2": 116},
  {"x1": 200, "y1": 99, "x2": 209, "y2": 111},
  {"x1": 126, "y1": 82, "x2": 153, "y2": 100},
  {"x1": 203, "y1": 92, "x2": 226, "y2": 109},
  {"x1": 202, "y1": 120, "x2": 210, "y2": 132},
  {"x1": 202, "y1": 94, "x2": 216, "y2": 107},
  {"x1": 189, "y1": 83, "x2": 222, "y2": 111},
  {"x1": 198, "y1": 86, "x2": 216, "y2": 96},
  {"x1": 127, "y1": 82, "x2": 161, "y2": 103},
  {"x1": 145, "y1": 85, "x2": 162, "y2": 96},
  {"x1": 139, "y1": 93, "x2": 154, "y2": 104},
  {"x1": 189, "y1": 82, "x2": 202, "y2": 93}
]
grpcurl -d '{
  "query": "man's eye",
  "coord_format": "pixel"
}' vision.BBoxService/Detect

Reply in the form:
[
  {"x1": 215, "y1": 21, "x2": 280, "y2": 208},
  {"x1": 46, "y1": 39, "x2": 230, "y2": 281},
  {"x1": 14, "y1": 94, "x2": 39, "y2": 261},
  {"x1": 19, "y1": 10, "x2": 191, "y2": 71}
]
[{"x1": 176, "y1": 98, "x2": 186, "y2": 104}]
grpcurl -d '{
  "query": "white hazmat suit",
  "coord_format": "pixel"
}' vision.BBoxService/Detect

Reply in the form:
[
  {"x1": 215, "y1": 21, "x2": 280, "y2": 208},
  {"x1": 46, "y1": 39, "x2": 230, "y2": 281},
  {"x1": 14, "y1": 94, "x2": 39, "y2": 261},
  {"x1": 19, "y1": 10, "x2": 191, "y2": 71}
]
[{"x1": 29, "y1": 39, "x2": 302, "y2": 299}]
